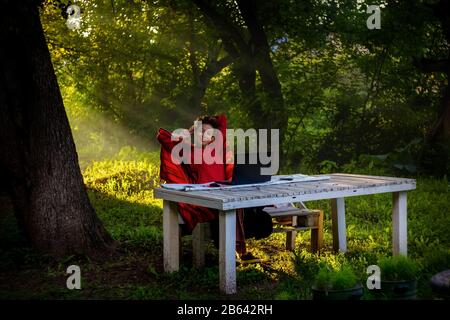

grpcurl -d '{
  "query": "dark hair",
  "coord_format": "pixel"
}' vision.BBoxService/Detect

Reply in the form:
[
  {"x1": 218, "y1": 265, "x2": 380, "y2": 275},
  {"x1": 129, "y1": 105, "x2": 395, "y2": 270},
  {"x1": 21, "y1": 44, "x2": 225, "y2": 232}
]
[{"x1": 194, "y1": 115, "x2": 219, "y2": 129}]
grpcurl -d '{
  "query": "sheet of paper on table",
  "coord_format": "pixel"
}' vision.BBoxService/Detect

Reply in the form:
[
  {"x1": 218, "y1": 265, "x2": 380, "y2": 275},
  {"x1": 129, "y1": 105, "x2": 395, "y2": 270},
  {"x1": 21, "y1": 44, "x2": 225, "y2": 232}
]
[{"x1": 161, "y1": 174, "x2": 330, "y2": 191}]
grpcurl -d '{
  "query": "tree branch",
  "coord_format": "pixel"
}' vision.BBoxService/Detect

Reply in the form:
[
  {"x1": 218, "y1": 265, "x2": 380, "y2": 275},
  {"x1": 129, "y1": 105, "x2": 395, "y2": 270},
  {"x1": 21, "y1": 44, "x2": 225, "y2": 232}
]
[
  {"x1": 201, "y1": 54, "x2": 235, "y2": 82},
  {"x1": 191, "y1": 0, "x2": 249, "y2": 55}
]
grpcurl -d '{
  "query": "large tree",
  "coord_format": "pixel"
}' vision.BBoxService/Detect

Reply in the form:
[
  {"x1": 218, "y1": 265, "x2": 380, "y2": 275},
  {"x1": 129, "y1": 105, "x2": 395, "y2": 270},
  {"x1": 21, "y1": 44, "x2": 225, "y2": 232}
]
[
  {"x1": 415, "y1": 0, "x2": 450, "y2": 143},
  {"x1": 0, "y1": 0, "x2": 114, "y2": 257},
  {"x1": 190, "y1": 0, "x2": 288, "y2": 146}
]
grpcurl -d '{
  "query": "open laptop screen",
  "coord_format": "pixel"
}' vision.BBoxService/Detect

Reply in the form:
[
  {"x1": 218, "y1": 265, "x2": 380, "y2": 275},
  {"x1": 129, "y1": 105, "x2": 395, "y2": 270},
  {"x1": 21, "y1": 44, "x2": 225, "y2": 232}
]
[{"x1": 226, "y1": 153, "x2": 272, "y2": 185}]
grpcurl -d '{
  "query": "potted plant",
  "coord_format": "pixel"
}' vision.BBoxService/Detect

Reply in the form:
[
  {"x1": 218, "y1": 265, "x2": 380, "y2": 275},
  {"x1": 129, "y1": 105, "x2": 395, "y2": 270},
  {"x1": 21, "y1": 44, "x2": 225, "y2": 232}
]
[
  {"x1": 376, "y1": 255, "x2": 419, "y2": 300},
  {"x1": 312, "y1": 264, "x2": 363, "y2": 300}
]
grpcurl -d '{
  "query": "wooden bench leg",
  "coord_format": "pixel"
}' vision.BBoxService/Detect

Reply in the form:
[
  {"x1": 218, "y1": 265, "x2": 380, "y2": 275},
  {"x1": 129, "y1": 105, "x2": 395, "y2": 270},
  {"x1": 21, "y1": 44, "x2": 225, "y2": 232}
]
[
  {"x1": 311, "y1": 210, "x2": 324, "y2": 253},
  {"x1": 286, "y1": 216, "x2": 297, "y2": 251},
  {"x1": 192, "y1": 223, "x2": 206, "y2": 268},
  {"x1": 163, "y1": 200, "x2": 179, "y2": 272},
  {"x1": 219, "y1": 209, "x2": 236, "y2": 294},
  {"x1": 392, "y1": 192, "x2": 407, "y2": 256},
  {"x1": 331, "y1": 198, "x2": 347, "y2": 252}
]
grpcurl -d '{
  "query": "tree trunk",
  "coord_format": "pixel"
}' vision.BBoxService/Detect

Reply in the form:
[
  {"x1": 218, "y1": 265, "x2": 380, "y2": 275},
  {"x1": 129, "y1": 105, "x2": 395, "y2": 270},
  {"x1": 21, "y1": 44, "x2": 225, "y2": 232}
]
[
  {"x1": 234, "y1": 58, "x2": 263, "y2": 129},
  {"x1": 0, "y1": 1, "x2": 115, "y2": 258},
  {"x1": 237, "y1": 0, "x2": 288, "y2": 157},
  {"x1": 186, "y1": 11, "x2": 236, "y2": 116},
  {"x1": 426, "y1": 78, "x2": 450, "y2": 142},
  {"x1": 426, "y1": 0, "x2": 450, "y2": 142},
  {"x1": 192, "y1": 0, "x2": 288, "y2": 145},
  {"x1": 187, "y1": 9, "x2": 203, "y2": 116}
]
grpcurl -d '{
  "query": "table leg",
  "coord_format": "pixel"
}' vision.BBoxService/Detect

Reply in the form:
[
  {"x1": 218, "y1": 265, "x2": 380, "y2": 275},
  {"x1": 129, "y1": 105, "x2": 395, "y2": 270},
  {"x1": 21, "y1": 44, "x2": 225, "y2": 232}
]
[
  {"x1": 331, "y1": 198, "x2": 347, "y2": 252},
  {"x1": 392, "y1": 192, "x2": 407, "y2": 256},
  {"x1": 163, "y1": 200, "x2": 179, "y2": 272},
  {"x1": 219, "y1": 209, "x2": 236, "y2": 294},
  {"x1": 193, "y1": 223, "x2": 205, "y2": 268}
]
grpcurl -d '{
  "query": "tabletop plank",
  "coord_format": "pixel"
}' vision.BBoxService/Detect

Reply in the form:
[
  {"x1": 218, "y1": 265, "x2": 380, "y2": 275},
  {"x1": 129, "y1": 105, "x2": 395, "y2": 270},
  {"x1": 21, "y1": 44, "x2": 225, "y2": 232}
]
[
  {"x1": 331, "y1": 173, "x2": 412, "y2": 182},
  {"x1": 153, "y1": 174, "x2": 416, "y2": 210}
]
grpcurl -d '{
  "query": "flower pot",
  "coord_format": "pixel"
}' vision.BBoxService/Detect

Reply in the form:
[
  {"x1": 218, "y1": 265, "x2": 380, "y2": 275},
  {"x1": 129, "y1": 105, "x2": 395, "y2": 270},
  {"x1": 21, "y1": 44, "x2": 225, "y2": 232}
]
[
  {"x1": 312, "y1": 284, "x2": 363, "y2": 300},
  {"x1": 374, "y1": 279, "x2": 417, "y2": 300}
]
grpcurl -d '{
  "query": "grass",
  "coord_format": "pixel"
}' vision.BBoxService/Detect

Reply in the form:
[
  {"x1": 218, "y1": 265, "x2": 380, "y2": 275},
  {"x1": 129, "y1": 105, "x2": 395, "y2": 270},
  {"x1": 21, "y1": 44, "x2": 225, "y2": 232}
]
[
  {"x1": 314, "y1": 264, "x2": 359, "y2": 290},
  {"x1": 0, "y1": 148, "x2": 449, "y2": 299},
  {"x1": 378, "y1": 256, "x2": 419, "y2": 281}
]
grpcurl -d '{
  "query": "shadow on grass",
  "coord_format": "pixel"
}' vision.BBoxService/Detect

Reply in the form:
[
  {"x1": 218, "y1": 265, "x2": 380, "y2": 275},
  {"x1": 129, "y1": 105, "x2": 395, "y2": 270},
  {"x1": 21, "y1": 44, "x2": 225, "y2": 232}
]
[
  {"x1": 0, "y1": 191, "x2": 278, "y2": 299},
  {"x1": 0, "y1": 190, "x2": 166, "y2": 299},
  {"x1": 87, "y1": 189, "x2": 163, "y2": 251}
]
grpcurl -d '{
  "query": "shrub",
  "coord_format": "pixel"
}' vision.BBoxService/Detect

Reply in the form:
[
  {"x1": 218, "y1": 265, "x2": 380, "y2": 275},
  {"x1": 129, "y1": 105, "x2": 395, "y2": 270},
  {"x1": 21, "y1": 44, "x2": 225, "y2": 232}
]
[
  {"x1": 314, "y1": 264, "x2": 359, "y2": 290},
  {"x1": 379, "y1": 256, "x2": 419, "y2": 281}
]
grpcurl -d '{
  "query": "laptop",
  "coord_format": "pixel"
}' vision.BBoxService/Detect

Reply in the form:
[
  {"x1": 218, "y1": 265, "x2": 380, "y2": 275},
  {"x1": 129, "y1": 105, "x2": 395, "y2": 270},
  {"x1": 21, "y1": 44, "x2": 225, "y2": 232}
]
[{"x1": 215, "y1": 153, "x2": 272, "y2": 186}]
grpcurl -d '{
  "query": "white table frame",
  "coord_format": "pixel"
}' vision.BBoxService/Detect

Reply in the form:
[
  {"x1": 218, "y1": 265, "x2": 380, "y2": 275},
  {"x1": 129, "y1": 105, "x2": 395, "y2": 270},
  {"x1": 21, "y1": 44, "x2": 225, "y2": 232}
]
[{"x1": 154, "y1": 173, "x2": 416, "y2": 294}]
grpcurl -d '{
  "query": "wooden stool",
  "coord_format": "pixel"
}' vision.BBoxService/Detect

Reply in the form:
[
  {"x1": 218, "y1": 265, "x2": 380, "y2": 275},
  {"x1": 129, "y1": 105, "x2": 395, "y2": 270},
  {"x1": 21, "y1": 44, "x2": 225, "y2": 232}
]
[
  {"x1": 264, "y1": 205, "x2": 324, "y2": 253},
  {"x1": 178, "y1": 216, "x2": 210, "y2": 268},
  {"x1": 184, "y1": 205, "x2": 324, "y2": 269}
]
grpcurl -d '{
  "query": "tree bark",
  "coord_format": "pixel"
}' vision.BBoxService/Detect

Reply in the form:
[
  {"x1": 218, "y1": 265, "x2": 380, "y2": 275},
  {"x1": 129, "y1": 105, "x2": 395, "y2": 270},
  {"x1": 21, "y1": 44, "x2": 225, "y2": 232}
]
[{"x1": 0, "y1": 1, "x2": 115, "y2": 258}]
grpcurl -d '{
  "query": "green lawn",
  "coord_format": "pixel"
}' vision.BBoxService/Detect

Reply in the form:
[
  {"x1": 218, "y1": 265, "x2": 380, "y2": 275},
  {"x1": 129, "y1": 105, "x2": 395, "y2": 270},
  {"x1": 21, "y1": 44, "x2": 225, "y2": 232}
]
[{"x1": 1, "y1": 152, "x2": 449, "y2": 299}]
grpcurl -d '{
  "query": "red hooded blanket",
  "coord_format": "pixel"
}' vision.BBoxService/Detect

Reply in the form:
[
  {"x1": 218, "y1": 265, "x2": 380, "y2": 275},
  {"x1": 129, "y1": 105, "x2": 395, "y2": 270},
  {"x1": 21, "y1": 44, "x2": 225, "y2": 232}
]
[{"x1": 156, "y1": 115, "x2": 233, "y2": 231}]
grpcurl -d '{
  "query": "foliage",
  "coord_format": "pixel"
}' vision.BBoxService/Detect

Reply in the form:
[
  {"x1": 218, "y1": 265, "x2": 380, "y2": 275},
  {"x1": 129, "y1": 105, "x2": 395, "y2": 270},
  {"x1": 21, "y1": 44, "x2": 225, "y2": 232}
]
[
  {"x1": 38, "y1": 0, "x2": 449, "y2": 176},
  {"x1": 314, "y1": 264, "x2": 359, "y2": 291},
  {"x1": 83, "y1": 148, "x2": 160, "y2": 198},
  {"x1": 379, "y1": 256, "x2": 419, "y2": 281}
]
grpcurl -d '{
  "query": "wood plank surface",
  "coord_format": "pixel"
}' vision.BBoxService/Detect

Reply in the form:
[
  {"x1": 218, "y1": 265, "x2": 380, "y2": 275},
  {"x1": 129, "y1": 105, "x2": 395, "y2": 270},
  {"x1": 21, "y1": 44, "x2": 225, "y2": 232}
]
[{"x1": 154, "y1": 174, "x2": 416, "y2": 210}]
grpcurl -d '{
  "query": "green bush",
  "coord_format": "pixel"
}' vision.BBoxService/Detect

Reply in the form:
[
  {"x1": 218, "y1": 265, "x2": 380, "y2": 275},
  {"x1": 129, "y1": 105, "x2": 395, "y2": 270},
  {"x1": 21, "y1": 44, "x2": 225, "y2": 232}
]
[
  {"x1": 314, "y1": 264, "x2": 359, "y2": 290},
  {"x1": 379, "y1": 256, "x2": 419, "y2": 281}
]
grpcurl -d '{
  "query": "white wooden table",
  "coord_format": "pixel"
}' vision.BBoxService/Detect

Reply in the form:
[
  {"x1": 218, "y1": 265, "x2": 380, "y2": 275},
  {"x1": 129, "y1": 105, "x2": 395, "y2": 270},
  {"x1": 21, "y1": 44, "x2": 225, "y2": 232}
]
[{"x1": 154, "y1": 173, "x2": 416, "y2": 294}]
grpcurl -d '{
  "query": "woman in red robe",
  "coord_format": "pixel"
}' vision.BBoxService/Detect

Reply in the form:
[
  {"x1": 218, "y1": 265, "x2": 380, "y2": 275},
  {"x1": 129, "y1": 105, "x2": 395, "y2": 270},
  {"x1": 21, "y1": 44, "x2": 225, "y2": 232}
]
[{"x1": 157, "y1": 115, "x2": 256, "y2": 259}]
